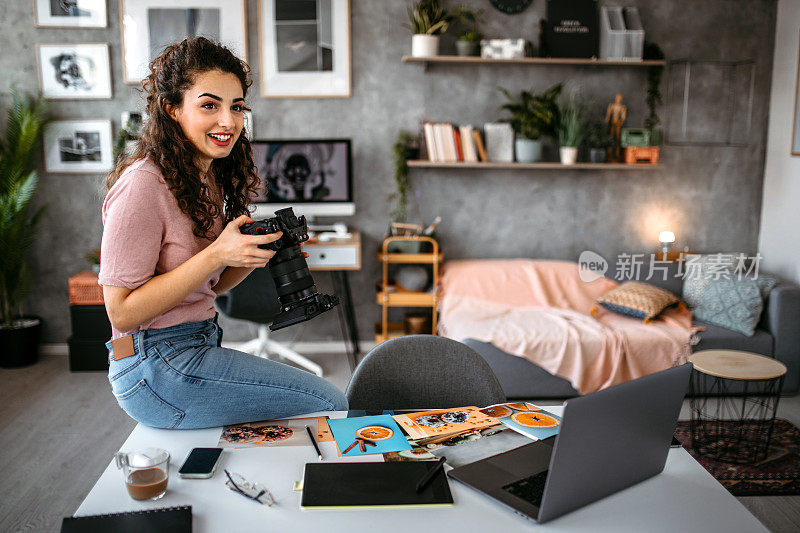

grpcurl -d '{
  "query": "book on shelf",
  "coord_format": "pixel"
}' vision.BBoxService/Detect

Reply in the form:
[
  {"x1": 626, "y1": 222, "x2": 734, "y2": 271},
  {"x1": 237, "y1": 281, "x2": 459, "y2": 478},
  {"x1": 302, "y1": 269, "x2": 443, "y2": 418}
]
[
  {"x1": 453, "y1": 127, "x2": 463, "y2": 162},
  {"x1": 473, "y1": 129, "x2": 488, "y2": 162},
  {"x1": 423, "y1": 122, "x2": 436, "y2": 162}
]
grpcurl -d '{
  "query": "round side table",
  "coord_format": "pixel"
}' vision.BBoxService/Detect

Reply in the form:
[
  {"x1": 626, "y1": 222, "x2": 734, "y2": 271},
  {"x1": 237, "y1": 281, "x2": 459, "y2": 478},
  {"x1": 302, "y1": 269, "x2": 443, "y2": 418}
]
[{"x1": 688, "y1": 349, "x2": 787, "y2": 464}]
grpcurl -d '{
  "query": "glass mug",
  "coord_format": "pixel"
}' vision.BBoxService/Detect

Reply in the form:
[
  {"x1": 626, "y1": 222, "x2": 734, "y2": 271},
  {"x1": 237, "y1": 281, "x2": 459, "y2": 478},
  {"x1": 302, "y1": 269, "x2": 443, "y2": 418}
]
[{"x1": 115, "y1": 448, "x2": 170, "y2": 500}]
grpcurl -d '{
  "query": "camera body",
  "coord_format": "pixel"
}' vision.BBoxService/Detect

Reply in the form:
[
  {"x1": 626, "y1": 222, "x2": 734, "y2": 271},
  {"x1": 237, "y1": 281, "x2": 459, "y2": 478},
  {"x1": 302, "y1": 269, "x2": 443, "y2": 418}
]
[{"x1": 240, "y1": 208, "x2": 339, "y2": 330}]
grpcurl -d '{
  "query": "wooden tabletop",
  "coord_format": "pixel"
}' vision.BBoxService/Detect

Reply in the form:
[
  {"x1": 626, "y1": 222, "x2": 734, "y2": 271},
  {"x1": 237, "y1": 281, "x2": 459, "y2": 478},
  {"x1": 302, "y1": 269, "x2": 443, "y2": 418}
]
[{"x1": 688, "y1": 350, "x2": 787, "y2": 380}]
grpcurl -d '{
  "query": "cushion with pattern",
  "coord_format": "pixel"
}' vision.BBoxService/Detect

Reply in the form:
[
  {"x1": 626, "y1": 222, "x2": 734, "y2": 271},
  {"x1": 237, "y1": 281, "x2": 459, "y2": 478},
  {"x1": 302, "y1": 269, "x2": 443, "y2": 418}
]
[
  {"x1": 693, "y1": 277, "x2": 777, "y2": 336},
  {"x1": 594, "y1": 281, "x2": 680, "y2": 323}
]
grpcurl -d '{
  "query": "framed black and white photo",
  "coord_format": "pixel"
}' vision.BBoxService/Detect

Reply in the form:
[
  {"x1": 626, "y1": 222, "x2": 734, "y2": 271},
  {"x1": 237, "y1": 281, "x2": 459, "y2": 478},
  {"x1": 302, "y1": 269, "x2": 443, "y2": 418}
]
[
  {"x1": 34, "y1": 0, "x2": 107, "y2": 28},
  {"x1": 259, "y1": 0, "x2": 351, "y2": 98},
  {"x1": 37, "y1": 43, "x2": 112, "y2": 99},
  {"x1": 43, "y1": 120, "x2": 113, "y2": 173},
  {"x1": 121, "y1": 0, "x2": 247, "y2": 83}
]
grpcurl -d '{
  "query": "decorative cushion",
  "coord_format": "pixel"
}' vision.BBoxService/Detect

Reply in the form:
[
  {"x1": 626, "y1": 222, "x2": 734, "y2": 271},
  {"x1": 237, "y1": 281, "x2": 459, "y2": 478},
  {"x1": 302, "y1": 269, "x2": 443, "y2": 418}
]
[
  {"x1": 594, "y1": 281, "x2": 680, "y2": 323},
  {"x1": 693, "y1": 277, "x2": 777, "y2": 336},
  {"x1": 682, "y1": 253, "x2": 745, "y2": 309}
]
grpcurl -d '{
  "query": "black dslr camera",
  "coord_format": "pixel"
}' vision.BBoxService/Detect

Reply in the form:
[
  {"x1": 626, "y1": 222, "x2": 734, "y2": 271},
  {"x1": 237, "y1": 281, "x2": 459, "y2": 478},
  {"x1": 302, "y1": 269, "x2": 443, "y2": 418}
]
[{"x1": 240, "y1": 208, "x2": 339, "y2": 330}]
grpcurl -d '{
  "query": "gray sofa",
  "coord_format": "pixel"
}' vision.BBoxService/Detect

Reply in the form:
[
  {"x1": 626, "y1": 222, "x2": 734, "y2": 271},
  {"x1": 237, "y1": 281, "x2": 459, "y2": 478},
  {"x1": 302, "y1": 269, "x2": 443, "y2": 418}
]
[{"x1": 463, "y1": 262, "x2": 800, "y2": 398}]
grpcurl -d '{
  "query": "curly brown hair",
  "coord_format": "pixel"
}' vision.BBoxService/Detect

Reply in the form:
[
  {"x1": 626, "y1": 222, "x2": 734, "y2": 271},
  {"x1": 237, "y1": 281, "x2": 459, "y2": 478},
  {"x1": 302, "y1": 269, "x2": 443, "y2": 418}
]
[{"x1": 106, "y1": 37, "x2": 259, "y2": 239}]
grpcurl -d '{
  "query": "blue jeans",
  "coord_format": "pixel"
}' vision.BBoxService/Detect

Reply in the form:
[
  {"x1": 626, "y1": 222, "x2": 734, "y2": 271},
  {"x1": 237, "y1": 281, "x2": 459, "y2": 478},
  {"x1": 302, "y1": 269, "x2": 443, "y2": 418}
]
[{"x1": 106, "y1": 315, "x2": 348, "y2": 429}]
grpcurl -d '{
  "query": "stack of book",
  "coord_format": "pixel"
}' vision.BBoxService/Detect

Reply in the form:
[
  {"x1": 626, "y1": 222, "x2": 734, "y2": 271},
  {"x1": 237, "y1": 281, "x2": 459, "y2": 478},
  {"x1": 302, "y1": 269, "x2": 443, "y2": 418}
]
[{"x1": 422, "y1": 122, "x2": 488, "y2": 163}]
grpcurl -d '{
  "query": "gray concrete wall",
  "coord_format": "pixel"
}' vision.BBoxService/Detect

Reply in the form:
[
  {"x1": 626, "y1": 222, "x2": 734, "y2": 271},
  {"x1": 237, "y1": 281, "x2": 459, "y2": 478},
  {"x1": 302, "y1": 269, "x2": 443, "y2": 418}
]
[{"x1": 0, "y1": 0, "x2": 776, "y2": 343}]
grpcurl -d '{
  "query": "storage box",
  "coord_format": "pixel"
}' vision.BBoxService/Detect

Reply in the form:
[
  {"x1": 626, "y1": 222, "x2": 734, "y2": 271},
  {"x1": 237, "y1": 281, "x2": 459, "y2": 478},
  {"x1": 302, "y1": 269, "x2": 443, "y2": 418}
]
[
  {"x1": 544, "y1": 0, "x2": 599, "y2": 58},
  {"x1": 599, "y1": 6, "x2": 644, "y2": 61},
  {"x1": 621, "y1": 128, "x2": 651, "y2": 147},
  {"x1": 624, "y1": 146, "x2": 659, "y2": 164},
  {"x1": 68, "y1": 270, "x2": 104, "y2": 305},
  {"x1": 70, "y1": 305, "x2": 112, "y2": 340},
  {"x1": 480, "y1": 39, "x2": 532, "y2": 59},
  {"x1": 68, "y1": 336, "x2": 109, "y2": 371}
]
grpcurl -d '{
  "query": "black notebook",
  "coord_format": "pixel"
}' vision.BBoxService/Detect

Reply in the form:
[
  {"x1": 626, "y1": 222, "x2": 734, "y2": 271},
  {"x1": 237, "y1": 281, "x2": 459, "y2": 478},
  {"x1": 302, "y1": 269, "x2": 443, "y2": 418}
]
[
  {"x1": 61, "y1": 505, "x2": 191, "y2": 533},
  {"x1": 301, "y1": 462, "x2": 453, "y2": 509}
]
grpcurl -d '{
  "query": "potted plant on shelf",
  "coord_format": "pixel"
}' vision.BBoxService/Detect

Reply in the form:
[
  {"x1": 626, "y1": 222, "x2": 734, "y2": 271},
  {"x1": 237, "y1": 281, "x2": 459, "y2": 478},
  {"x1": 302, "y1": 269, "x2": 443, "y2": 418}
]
[
  {"x1": 388, "y1": 130, "x2": 425, "y2": 253},
  {"x1": 0, "y1": 90, "x2": 50, "y2": 367},
  {"x1": 643, "y1": 41, "x2": 665, "y2": 146},
  {"x1": 452, "y1": 4, "x2": 484, "y2": 57},
  {"x1": 584, "y1": 120, "x2": 613, "y2": 163},
  {"x1": 406, "y1": 0, "x2": 450, "y2": 58},
  {"x1": 499, "y1": 83, "x2": 562, "y2": 163},
  {"x1": 557, "y1": 91, "x2": 585, "y2": 165}
]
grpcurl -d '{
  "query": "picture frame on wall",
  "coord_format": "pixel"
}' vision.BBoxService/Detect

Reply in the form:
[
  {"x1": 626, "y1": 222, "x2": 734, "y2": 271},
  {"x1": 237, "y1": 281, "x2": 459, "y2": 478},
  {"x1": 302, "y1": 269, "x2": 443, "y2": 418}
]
[
  {"x1": 43, "y1": 119, "x2": 113, "y2": 173},
  {"x1": 120, "y1": 0, "x2": 248, "y2": 83},
  {"x1": 37, "y1": 43, "x2": 112, "y2": 100},
  {"x1": 34, "y1": 0, "x2": 108, "y2": 28},
  {"x1": 259, "y1": 0, "x2": 351, "y2": 98}
]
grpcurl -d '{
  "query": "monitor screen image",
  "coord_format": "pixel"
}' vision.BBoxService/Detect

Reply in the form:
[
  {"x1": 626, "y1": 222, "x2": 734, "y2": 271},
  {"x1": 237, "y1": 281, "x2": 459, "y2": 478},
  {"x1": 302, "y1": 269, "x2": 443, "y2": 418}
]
[{"x1": 251, "y1": 139, "x2": 352, "y2": 204}]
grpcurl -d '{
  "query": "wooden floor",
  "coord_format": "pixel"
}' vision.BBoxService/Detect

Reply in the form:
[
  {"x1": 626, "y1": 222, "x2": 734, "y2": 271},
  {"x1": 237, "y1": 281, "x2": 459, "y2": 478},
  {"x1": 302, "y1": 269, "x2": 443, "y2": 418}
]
[{"x1": 1, "y1": 351, "x2": 799, "y2": 532}]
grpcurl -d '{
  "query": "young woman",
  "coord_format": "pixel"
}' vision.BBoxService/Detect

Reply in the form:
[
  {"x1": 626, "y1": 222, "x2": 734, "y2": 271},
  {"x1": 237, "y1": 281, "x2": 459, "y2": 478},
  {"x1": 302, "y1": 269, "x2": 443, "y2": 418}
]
[{"x1": 99, "y1": 37, "x2": 348, "y2": 429}]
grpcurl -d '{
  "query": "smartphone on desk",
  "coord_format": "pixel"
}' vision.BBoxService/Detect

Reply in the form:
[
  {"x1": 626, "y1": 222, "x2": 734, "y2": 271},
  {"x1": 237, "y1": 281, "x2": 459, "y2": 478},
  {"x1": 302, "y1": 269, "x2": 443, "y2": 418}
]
[{"x1": 178, "y1": 447, "x2": 223, "y2": 479}]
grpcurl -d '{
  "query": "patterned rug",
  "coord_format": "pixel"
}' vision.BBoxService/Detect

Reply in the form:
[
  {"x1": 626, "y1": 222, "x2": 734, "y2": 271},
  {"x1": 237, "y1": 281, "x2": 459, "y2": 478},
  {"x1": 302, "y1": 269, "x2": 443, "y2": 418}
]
[{"x1": 674, "y1": 419, "x2": 800, "y2": 496}]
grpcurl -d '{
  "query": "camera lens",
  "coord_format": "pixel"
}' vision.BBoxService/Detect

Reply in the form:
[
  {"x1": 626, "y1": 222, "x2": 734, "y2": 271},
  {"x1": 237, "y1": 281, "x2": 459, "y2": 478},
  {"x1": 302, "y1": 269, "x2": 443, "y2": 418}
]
[{"x1": 268, "y1": 245, "x2": 317, "y2": 307}]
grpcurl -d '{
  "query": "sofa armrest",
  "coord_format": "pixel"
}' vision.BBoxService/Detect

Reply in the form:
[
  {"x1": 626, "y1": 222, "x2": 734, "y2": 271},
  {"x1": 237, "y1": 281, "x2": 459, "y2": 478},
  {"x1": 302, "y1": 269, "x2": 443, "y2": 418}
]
[{"x1": 764, "y1": 283, "x2": 800, "y2": 393}]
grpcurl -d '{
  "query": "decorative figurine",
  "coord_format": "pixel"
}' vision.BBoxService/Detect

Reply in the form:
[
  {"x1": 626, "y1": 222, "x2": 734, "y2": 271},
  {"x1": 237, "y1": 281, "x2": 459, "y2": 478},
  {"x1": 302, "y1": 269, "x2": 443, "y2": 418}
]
[{"x1": 605, "y1": 93, "x2": 627, "y2": 162}]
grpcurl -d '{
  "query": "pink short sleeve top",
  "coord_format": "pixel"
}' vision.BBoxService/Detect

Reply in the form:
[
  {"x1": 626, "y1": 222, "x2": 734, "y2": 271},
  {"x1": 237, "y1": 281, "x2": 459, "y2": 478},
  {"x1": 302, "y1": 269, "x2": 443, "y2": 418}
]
[{"x1": 99, "y1": 157, "x2": 225, "y2": 339}]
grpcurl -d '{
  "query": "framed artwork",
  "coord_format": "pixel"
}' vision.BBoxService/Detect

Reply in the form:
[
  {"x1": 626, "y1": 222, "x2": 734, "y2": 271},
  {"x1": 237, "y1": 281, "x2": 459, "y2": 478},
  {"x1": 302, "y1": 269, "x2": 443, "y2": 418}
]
[
  {"x1": 258, "y1": 0, "x2": 351, "y2": 98},
  {"x1": 34, "y1": 0, "x2": 107, "y2": 28},
  {"x1": 37, "y1": 43, "x2": 112, "y2": 100},
  {"x1": 120, "y1": 0, "x2": 248, "y2": 83},
  {"x1": 43, "y1": 120, "x2": 113, "y2": 173},
  {"x1": 793, "y1": 30, "x2": 800, "y2": 156}
]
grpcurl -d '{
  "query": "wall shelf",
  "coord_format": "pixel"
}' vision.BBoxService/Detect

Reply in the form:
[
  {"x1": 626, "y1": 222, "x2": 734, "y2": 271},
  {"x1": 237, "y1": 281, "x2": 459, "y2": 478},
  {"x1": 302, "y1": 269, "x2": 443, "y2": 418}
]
[
  {"x1": 407, "y1": 161, "x2": 661, "y2": 170},
  {"x1": 402, "y1": 55, "x2": 667, "y2": 69}
]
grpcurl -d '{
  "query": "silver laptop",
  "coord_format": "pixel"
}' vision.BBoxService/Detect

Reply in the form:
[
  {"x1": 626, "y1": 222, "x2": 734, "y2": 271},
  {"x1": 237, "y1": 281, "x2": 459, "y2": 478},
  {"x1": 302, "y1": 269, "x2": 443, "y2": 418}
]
[{"x1": 447, "y1": 363, "x2": 692, "y2": 524}]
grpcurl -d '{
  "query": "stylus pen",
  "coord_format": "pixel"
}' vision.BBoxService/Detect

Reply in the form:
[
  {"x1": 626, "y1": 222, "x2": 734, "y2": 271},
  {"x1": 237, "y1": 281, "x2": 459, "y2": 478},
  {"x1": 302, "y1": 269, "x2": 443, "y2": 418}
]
[
  {"x1": 305, "y1": 425, "x2": 323, "y2": 460},
  {"x1": 415, "y1": 456, "x2": 446, "y2": 493}
]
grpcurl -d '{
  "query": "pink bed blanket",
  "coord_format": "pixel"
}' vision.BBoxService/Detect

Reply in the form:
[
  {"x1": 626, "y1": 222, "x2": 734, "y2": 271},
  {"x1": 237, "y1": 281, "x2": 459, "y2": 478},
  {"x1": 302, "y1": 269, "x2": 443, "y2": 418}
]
[{"x1": 437, "y1": 259, "x2": 697, "y2": 394}]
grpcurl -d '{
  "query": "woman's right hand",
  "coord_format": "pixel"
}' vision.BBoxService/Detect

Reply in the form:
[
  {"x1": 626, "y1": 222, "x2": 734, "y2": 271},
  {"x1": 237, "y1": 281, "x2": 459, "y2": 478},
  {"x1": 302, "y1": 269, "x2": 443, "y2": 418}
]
[{"x1": 207, "y1": 215, "x2": 283, "y2": 268}]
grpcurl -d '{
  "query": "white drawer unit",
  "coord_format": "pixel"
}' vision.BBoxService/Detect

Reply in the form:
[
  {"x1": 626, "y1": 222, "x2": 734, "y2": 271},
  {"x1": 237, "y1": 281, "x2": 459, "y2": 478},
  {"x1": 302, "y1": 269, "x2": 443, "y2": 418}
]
[{"x1": 304, "y1": 231, "x2": 361, "y2": 270}]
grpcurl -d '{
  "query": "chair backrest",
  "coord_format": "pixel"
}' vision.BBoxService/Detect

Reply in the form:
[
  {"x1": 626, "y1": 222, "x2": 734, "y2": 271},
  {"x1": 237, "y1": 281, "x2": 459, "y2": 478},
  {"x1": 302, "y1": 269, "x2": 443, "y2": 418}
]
[
  {"x1": 215, "y1": 266, "x2": 282, "y2": 324},
  {"x1": 346, "y1": 335, "x2": 507, "y2": 410}
]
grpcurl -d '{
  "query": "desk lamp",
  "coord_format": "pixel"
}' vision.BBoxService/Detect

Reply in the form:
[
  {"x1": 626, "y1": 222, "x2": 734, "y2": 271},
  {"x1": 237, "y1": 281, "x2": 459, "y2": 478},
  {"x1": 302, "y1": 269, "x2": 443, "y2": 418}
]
[{"x1": 658, "y1": 231, "x2": 675, "y2": 254}]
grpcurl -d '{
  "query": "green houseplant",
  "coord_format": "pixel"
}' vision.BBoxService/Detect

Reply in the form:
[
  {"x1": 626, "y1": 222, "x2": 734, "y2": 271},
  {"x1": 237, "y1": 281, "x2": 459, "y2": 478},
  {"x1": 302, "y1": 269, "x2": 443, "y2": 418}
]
[
  {"x1": 643, "y1": 41, "x2": 665, "y2": 145},
  {"x1": 452, "y1": 4, "x2": 484, "y2": 57},
  {"x1": 388, "y1": 130, "x2": 424, "y2": 253},
  {"x1": 557, "y1": 91, "x2": 586, "y2": 165},
  {"x1": 499, "y1": 83, "x2": 562, "y2": 163},
  {"x1": 406, "y1": 0, "x2": 451, "y2": 57},
  {"x1": 585, "y1": 120, "x2": 613, "y2": 163},
  {"x1": 0, "y1": 90, "x2": 50, "y2": 367}
]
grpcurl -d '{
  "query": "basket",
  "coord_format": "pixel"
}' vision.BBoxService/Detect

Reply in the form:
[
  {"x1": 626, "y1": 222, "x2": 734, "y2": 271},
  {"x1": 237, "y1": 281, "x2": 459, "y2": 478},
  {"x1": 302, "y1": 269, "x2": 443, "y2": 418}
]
[
  {"x1": 68, "y1": 271, "x2": 104, "y2": 305},
  {"x1": 624, "y1": 146, "x2": 659, "y2": 165},
  {"x1": 599, "y1": 6, "x2": 644, "y2": 61},
  {"x1": 621, "y1": 128, "x2": 651, "y2": 147}
]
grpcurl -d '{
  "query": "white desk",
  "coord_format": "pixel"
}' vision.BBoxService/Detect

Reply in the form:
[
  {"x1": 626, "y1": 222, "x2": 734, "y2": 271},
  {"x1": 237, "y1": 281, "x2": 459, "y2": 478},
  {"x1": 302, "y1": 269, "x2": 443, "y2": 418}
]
[{"x1": 76, "y1": 409, "x2": 768, "y2": 532}]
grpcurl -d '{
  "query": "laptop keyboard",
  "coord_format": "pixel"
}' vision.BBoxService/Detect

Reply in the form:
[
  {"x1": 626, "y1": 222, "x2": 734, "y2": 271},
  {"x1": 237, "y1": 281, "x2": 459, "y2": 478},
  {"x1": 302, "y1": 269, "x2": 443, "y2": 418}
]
[{"x1": 502, "y1": 470, "x2": 549, "y2": 508}]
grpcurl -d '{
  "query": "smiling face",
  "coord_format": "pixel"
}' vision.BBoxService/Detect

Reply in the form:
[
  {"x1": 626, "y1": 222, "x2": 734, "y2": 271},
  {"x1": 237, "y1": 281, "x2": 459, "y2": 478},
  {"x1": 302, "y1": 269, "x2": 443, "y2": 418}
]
[{"x1": 166, "y1": 69, "x2": 246, "y2": 173}]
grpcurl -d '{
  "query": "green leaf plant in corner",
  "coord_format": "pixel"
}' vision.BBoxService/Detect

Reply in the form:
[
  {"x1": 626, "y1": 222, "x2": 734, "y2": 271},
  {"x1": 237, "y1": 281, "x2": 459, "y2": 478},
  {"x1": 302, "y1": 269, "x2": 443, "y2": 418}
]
[
  {"x1": 391, "y1": 130, "x2": 417, "y2": 223},
  {"x1": 0, "y1": 90, "x2": 50, "y2": 328},
  {"x1": 643, "y1": 41, "x2": 665, "y2": 145}
]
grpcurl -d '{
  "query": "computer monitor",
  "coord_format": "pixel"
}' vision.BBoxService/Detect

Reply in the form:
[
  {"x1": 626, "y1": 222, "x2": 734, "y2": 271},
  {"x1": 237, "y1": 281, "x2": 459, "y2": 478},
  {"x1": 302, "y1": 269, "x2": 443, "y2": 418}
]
[{"x1": 249, "y1": 139, "x2": 354, "y2": 220}]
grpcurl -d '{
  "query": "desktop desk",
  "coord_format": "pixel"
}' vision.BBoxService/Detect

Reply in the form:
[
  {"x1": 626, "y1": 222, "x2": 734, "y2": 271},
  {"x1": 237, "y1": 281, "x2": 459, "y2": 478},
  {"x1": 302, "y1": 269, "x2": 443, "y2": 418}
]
[
  {"x1": 305, "y1": 231, "x2": 361, "y2": 370},
  {"x1": 75, "y1": 408, "x2": 767, "y2": 532}
]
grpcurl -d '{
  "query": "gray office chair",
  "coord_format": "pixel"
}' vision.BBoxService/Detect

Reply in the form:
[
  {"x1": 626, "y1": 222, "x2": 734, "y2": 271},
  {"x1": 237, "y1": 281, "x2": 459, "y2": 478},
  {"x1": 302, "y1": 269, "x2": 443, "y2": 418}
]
[
  {"x1": 216, "y1": 266, "x2": 324, "y2": 376},
  {"x1": 345, "y1": 335, "x2": 506, "y2": 410}
]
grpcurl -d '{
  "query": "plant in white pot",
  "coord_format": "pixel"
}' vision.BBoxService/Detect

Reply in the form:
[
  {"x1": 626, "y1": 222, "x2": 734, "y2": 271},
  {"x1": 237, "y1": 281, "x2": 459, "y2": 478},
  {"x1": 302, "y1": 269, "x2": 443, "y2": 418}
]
[
  {"x1": 557, "y1": 91, "x2": 585, "y2": 165},
  {"x1": 0, "y1": 90, "x2": 50, "y2": 367},
  {"x1": 499, "y1": 83, "x2": 562, "y2": 163},
  {"x1": 406, "y1": 0, "x2": 450, "y2": 57}
]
